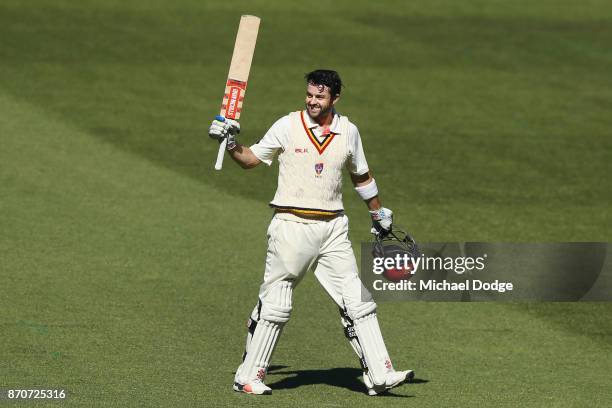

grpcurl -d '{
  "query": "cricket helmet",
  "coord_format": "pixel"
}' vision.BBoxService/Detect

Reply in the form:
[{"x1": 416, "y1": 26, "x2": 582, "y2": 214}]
[{"x1": 372, "y1": 228, "x2": 421, "y2": 282}]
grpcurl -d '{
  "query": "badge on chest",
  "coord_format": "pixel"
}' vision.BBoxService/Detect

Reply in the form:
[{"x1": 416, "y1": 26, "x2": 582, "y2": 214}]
[{"x1": 315, "y1": 162, "x2": 324, "y2": 178}]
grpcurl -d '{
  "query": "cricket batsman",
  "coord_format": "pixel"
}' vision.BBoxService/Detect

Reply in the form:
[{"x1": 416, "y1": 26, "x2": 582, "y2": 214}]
[{"x1": 208, "y1": 70, "x2": 415, "y2": 396}]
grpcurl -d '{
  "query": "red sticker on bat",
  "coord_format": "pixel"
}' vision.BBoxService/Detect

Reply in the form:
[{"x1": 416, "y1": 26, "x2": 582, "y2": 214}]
[{"x1": 224, "y1": 79, "x2": 247, "y2": 119}]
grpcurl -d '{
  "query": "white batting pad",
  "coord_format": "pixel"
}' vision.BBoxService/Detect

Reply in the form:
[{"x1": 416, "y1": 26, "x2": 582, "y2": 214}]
[
  {"x1": 353, "y1": 313, "x2": 393, "y2": 387},
  {"x1": 236, "y1": 281, "x2": 293, "y2": 384}
]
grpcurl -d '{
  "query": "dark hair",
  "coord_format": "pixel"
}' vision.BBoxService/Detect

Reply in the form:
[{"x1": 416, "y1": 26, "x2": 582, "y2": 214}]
[{"x1": 304, "y1": 69, "x2": 342, "y2": 97}]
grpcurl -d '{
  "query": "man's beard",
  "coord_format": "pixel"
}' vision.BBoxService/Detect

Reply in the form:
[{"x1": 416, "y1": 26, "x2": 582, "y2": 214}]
[{"x1": 306, "y1": 103, "x2": 332, "y2": 120}]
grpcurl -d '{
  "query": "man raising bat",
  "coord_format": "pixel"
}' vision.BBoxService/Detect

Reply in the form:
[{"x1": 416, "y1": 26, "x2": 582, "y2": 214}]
[{"x1": 209, "y1": 70, "x2": 415, "y2": 396}]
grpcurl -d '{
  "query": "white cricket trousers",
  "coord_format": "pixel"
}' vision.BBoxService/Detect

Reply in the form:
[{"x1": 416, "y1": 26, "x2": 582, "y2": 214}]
[{"x1": 258, "y1": 213, "x2": 373, "y2": 311}]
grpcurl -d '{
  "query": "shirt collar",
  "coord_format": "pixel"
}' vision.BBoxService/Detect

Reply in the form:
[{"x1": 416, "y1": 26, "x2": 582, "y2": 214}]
[{"x1": 302, "y1": 109, "x2": 342, "y2": 134}]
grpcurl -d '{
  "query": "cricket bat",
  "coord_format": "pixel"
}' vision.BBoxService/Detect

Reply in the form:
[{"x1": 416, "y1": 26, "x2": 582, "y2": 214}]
[{"x1": 214, "y1": 15, "x2": 260, "y2": 171}]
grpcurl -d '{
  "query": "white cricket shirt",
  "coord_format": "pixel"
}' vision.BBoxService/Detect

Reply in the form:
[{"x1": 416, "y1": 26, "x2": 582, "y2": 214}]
[
  {"x1": 250, "y1": 110, "x2": 369, "y2": 176},
  {"x1": 250, "y1": 110, "x2": 370, "y2": 220}
]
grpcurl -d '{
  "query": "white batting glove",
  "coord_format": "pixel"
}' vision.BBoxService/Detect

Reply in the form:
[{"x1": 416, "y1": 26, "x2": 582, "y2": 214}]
[
  {"x1": 208, "y1": 117, "x2": 240, "y2": 150},
  {"x1": 369, "y1": 207, "x2": 393, "y2": 237}
]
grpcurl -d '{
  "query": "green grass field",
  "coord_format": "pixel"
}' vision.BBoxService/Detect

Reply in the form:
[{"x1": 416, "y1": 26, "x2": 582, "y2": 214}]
[{"x1": 1, "y1": 0, "x2": 611, "y2": 406}]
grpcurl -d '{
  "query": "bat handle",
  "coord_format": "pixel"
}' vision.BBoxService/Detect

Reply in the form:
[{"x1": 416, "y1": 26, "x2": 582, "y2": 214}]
[
  {"x1": 214, "y1": 115, "x2": 227, "y2": 171},
  {"x1": 215, "y1": 139, "x2": 227, "y2": 170}
]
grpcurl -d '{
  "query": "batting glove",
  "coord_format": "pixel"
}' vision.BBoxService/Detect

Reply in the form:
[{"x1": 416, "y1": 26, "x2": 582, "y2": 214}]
[
  {"x1": 208, "y1": 117, "x2": 240, "y2": 150},
  {"x1": 369, "y1": 207, "x2": 393, "y2": 237}
]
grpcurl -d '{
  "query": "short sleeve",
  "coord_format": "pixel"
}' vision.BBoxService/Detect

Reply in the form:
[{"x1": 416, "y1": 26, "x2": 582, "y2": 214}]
[
  {"x1": 346, "y1": 123, "x2": 370, "y2": 175},
  {"x1": 249, "y1": 115, "x2": 290, "y2": 166}
]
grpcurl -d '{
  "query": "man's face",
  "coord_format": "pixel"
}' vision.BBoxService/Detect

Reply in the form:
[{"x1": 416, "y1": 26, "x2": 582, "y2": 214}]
[{"x1": 305, "y1": 83, "x2": 338, "y2": 121}]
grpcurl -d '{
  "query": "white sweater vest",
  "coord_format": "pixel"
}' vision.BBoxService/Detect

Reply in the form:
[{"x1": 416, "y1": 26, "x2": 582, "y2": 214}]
[{"x1": 270, "y1": 111, "x2": 349, "y2": 216}]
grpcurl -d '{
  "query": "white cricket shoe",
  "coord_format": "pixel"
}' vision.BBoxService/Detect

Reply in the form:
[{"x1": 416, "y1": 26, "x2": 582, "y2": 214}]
[
  {"x1": 363, "y1": 369, "x2": 415, "y2": 396},
  {"x1": 233, "y1": 379, "x2": 272, "y2": 395}
]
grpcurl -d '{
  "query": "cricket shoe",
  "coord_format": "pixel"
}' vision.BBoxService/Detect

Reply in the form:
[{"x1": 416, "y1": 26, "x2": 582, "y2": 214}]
[
  {"x1": 233, "y1": 379, "x2": 272, "y2": 395},
  {"x1": 363, "y1": 369, "x2": 415, "y2": 396}
]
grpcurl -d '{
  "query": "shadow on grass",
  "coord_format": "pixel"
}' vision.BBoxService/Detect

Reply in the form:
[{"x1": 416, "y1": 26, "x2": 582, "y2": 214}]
[{"x1": 265, "y1": 365, "x2": 427, "y2": 396}]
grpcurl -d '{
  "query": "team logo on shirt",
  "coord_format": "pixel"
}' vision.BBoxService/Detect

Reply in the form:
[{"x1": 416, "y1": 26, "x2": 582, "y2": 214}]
[{"x1": 315, "y1": 162, "x2": 324, "y2": 176}]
